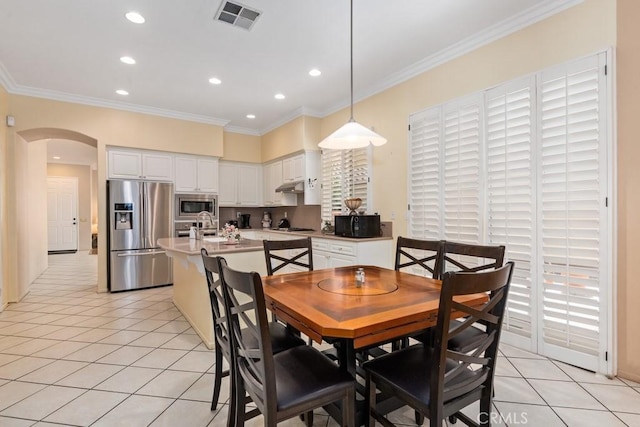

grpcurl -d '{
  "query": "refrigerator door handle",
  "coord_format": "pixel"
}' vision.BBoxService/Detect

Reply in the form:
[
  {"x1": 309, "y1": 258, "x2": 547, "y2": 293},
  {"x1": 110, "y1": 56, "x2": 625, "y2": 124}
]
[{"x1": 117, "y1": 250, "x2": 167, "y2": 257}]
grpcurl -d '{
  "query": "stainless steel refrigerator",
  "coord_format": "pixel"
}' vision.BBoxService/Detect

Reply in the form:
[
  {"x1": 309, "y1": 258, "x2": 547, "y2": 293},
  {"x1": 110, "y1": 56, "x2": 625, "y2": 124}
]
[{"x1": 107, "y1": 180, "x2": 173, "y2": 292}]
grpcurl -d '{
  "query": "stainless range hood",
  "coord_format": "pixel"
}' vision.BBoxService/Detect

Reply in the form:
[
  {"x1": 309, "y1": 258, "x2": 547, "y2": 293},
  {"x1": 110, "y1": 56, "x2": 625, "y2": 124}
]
[{"x1": 275, "y1": 180, "x2": 304, "y2": 193}]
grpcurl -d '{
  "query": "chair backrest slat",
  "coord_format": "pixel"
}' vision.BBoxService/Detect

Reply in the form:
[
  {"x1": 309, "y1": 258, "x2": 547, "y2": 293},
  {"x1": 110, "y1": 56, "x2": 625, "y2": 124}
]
[
  {"x1": 263, "y1": 237, "x2": 313, "y2": 275},
  {"x1": 439, "y1": 241, "x2": 505, "y2": 277},
  {"x1": 394, "y1": 236, "x2": 442, "y2": 278}
]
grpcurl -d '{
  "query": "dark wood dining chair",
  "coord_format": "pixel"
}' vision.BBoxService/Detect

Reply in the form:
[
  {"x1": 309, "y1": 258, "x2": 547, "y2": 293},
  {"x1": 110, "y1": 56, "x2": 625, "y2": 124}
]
[
  {"x1": 363, "y1": 262, "x2": 514, "y2": 427},
  {"x1": 263, "y1": 237, "x2": 313, "y2": 275},
  {"x1": 439, "y1": 241, "x2": 506, "y2": 353},
  {"x1": 200, "y1": 249, "x2": 305, "y2": 414},
  {"x1": 217, "y1": 259, "x2": 356, "y2": 427}
]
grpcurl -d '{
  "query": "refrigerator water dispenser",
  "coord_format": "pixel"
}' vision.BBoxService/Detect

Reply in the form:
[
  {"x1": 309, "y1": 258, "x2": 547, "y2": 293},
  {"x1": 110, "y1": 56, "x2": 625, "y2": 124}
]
[{"x1": 114, "y1": 203, "x2": 133, "y2": 230}]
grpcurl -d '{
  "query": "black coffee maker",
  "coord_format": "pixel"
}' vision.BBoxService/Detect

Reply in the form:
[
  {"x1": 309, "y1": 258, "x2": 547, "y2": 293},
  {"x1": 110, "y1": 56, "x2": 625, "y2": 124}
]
[{"x1": 239, "y1": 213, "x2": 251, "y2": 229}]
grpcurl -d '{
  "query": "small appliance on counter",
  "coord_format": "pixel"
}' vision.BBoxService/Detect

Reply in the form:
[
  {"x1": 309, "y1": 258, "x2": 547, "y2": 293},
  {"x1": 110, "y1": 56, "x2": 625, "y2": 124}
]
[
  {"x1": 261, "y1": 211, "x2": 272, "y2": 229},
  {"x1": 277, "y1": 212, "x2": 290, "y2": 229},
  {"x1": 335, "y1": 214, "x2": 381, "y2": 238},
  {"x1": 227, "y1": 220, "x2": 239, "y2": 227},
  {"x1": 239, "y1": 213, "x2": 251, "y2": 229}
]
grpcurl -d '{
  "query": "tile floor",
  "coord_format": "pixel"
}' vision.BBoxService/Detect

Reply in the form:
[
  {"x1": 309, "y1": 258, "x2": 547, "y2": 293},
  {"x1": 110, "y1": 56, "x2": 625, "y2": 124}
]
[{"x1": 0, "y1": 253, "x2": 639, "y2": 426}]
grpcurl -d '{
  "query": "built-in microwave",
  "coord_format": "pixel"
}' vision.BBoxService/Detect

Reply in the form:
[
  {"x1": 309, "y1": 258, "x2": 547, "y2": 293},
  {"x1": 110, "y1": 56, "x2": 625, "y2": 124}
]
[
  {"x1": 175, "y1": 193, "x2": 218, "y2": 221},
  {"x1": 334, "y1": 215, "x2": 381, "y2": 238}
]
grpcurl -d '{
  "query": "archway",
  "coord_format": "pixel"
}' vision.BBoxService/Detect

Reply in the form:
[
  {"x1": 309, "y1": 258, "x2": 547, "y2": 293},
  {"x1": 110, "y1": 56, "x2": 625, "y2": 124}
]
[{"x1": 4, "y1": 128, "x2": 99, "y2": 303}]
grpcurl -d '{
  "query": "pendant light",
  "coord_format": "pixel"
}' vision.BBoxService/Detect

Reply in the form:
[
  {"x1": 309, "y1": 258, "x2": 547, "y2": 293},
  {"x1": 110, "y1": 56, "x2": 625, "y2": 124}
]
[{"x1": 318, "y1": 0, "x2": 387, "y2": 149}]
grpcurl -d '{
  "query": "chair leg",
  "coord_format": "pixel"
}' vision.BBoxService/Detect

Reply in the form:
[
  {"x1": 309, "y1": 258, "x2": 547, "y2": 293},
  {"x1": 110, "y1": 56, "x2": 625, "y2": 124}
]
[
  {"x1": 304, "y1": 411, "x2": 314, "y2": 426},
  {"x1": 414, "y1": 410, "x2": 424, "y2": 425},
  {"x1": 211, "y1": 346, "x2": 223, "y2": 410},
  {"x1": 232, "y1": 371, "x2": 244, "y2": 427},
  {"x1": 366, "y1": 375, "x2": 376, "y2": 427},
  {"x1": 478, "y1": 387, "x2": 492, "y2": 427}
]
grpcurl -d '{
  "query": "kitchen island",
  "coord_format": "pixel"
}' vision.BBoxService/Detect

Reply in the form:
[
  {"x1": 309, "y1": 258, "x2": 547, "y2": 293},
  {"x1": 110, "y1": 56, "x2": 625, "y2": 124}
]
[
  {"x1": 158, "y1": 231, "x2": 393, "y2": 348},
  {"x1": 158, "y1": 236, "x2": 268, "y2": 348}
]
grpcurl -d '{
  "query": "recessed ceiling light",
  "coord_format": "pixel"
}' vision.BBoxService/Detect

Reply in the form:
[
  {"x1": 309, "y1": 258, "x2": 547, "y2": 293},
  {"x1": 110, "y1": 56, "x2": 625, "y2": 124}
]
[
  {"x1": 246, "y1": 114, "x2": 256, "y2": 119},
  {"x1": 120, "y1": 56, "x2": 136, "y2": 65},
  {"x1": 208, "y1": 77, "x2": 222, "y2": 85},
  {"x1": 116, "y1": 89, "x2": 129, "y2": 96},
  {"x1": 125, "y1": 11, "x2": 145, "y2": 24},
  {"x1": 309, "y1": 69, "x2": 321, "y2": 77},
  {"x1": 52, "y1": 156, "x2": 61, "y2": 160},
  {"x1": 274, "y1": 93, "x2": 285, "y2": 100}
]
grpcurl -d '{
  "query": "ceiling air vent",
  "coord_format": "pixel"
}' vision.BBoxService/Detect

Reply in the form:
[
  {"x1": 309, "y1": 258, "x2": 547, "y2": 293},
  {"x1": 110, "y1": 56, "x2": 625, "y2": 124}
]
[{"x1": 214, "y1": 1, "x2": 261, "y2": 31}]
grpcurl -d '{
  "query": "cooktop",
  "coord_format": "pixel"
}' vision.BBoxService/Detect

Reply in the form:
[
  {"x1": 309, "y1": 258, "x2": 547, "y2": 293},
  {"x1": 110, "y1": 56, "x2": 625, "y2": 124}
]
[{"x1": 270, "y1": 227, "x2": 315, "y2": 233}]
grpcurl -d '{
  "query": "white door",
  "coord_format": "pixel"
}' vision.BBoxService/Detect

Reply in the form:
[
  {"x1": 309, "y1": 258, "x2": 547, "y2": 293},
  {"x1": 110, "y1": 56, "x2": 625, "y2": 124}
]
[{"x1": 47, "y1": 177, "x2": 78, "y2": 252}]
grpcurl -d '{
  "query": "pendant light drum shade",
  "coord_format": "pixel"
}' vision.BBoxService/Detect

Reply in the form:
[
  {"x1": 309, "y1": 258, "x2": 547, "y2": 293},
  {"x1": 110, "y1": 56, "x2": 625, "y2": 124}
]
[
  {"x1": 318, "y1": 0, "x2": 387, "y2": 150},
  {"x1": 319, "y1": 120, "x2": 387, "y2": 149}
]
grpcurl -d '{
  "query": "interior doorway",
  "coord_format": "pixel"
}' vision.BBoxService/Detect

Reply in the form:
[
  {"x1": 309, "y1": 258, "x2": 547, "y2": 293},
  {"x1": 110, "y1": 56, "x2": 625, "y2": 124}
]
[{"x1": 47, "y1": 176, "x2": 79, "y2": 253}]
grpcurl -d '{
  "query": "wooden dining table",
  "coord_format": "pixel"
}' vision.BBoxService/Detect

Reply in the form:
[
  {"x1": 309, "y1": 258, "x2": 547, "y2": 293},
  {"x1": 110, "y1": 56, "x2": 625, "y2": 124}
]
[
  {"x1": 262, "y1": 265, "x2": 489, "y2": 425},
  {"x1": 262, "y1": 265, "x2": 488, "y2": 374}
]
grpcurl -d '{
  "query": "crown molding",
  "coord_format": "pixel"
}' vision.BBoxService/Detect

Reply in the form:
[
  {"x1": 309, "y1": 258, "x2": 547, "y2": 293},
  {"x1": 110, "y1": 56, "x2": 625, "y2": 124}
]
[
  {"x1": 0, "y1": 61, "x2": 17, "y2": 92},
  {"x1": 259, "y1": 106, "x2": 323, "y2": 135},
  {"x1": 319, "y1": 0, "x2": 584, "y2": 118},
  {"x1": 2, "y1": 74, "x2": 230, "y2": 127},
  {"x1": 224, "y1": 125, "x2": 261, "y2": 136}
]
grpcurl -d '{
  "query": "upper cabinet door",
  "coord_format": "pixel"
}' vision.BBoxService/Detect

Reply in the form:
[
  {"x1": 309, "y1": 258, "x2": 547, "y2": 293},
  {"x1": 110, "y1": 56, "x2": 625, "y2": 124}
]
[
  {"x1": 218, "y1": 162, "x2": 238, "y2": 205},
  {"x1": 292, "y1": 154, "x2": 305, "y2": 181},
  {"x1": 175, "y1": 156, "x2": 219, "y2": 193},
  {"x1": 196, "y1": 158, "x2": 219, "y2": 193},
  {"x1": 238, "y1": 164, "x2": 260, "y2": 205},
  {"x1": 108, "y1": 149, "x2": 173, "y2": 181},
  {"x1": 142, "y1": 153, "x2": 173, "y2": 181},
  {"x1": 174, "y1": 157, "x2": 198, "y2": 192},
  {"x1": 108, "y1": 150, "x2": 142, "y2": 179}
]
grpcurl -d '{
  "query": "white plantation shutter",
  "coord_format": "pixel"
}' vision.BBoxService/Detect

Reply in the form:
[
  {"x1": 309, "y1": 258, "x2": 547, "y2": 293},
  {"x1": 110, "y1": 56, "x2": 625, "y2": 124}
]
[
  {"x1": 408, "y1": 109, "x2": 441, "y2": 240},
  {"x1": 442, "y1": 97, "x2": 482, "y2": 243},
  {"x1": 485, "y1": 77, "x2": 536, "y2": 348},
  {"x1": 321, "y1": 148, "x2": 370, "y2": 220},
  {"x1": 537, "y1": 54, "x2": 608, "y2": 371},
  {"x1": 407, "y1": 52, "x2": 611, "y2": 373}
]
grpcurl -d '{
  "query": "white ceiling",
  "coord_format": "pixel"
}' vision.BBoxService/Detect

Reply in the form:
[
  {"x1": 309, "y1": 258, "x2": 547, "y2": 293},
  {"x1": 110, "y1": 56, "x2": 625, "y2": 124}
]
[
  {"x1": 47, "y1": 139, "x2": 97, "y2": 167},
  {"x1": 0, "y1": 0, "x2": 579, "y2": 136}
]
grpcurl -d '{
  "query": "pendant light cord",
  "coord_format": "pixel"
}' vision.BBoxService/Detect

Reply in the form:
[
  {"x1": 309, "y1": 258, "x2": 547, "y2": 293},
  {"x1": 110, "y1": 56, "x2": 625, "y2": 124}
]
[{"x1": 349, "y1": 0, "x2": 354, "y2": 121}]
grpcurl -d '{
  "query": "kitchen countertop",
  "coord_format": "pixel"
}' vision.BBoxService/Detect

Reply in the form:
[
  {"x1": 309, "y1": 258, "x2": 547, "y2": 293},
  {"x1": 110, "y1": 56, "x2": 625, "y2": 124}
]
[
  {"x1": 157, "y1": 237, "x2": 265, "y2": 256},
  {"x1": 245, "y1": 229, "x2": 393, "y2": 242},
  {"x1": 158, "y1": 230, "x2": 392, "y2": 256}
]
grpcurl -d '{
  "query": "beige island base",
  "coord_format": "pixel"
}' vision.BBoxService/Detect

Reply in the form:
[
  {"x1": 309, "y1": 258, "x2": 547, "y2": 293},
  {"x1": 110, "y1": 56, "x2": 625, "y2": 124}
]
[{"x1": 157, "y1": 236, "x2": 268, "y2": 349}]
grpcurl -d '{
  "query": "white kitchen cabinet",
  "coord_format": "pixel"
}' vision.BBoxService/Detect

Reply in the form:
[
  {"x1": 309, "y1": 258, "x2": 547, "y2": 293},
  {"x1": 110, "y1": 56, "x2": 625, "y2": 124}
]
[
  {"x1": 283, "y1": 154, "x2": 305, "y2": 182},
  {"x1": 108, "y1": 149, "x2": 173, "y2": 181},
  {"x1": 311, "y1": 237, "x2": 393, "y2": 269},
  {"x1": 219, "y1": 161, "x2": 261, "y2": 207},
  {"x1": 263, "y1": 161, "x2": 296, "y2": 207},
  {"x1": 175, "y1": 156, "x2": 219, "y2": 193}
]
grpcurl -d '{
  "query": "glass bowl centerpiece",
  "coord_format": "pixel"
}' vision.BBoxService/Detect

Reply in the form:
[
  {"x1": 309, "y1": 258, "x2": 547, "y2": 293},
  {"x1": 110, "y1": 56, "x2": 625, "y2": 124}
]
[
  {"x1": 344, "y1": 198, "x2": 362, "y2": 215},
  {"x1": 221, "y1": 223, "x2": 241, "y2": 244}
]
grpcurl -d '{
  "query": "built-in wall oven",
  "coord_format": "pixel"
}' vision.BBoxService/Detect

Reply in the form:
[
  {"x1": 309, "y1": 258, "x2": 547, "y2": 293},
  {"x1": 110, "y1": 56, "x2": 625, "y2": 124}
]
[{"x1": 174, "y1": 193, "x2": 218, "y2": 237}]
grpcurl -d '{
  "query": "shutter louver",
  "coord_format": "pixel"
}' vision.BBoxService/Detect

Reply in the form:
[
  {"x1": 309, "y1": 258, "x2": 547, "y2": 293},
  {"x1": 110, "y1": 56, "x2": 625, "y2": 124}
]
[
  {"x1": 409, "y1": 109, "x2": 441, "y2": 240},
  {"x1": 538, "y1": 55, "x2": 605, "y2": 364},
  {"x1": 321, "y1": 148, "x2": 370, "y2": 219},
  {"x1": 485, "y1": 77, "x2": 535, "y2": 341},
  {"x1": 443, "y1": 100, "x2": 482, "y2": 243}
]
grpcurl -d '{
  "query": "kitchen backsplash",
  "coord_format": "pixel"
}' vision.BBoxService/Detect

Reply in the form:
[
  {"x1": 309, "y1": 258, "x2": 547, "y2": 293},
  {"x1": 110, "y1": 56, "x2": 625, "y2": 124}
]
[
  {"x1": 220, "y1": 205, "x2": 393, "y2": 237},
  {"x1": 220, "y1": 204, "x2": 322, "y2": 231}
]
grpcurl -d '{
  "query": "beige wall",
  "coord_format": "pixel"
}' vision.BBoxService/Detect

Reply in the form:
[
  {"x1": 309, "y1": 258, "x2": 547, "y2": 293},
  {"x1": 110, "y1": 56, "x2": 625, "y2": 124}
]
[
  {"x1": 222, "y1": 132, "x2": 262, "y2": 163},
  {"x1": 4, "y1": 95, "x2": 226, "y2": 295},
  {"x1": 48, "y1": 163, "x2": 93, "y2": 250},
  {"x1": 616, "y1": 0, "x2": 639, "y2": 382},
  {"x1": 0, "y1": 85, "x2": 7, "y2": 308},
  {"x1": 261, "y1": 116, "x2": 322, "y2": 162},
  {"x1": 27, "y1": 142, "x2": 48, "y2": 284}
]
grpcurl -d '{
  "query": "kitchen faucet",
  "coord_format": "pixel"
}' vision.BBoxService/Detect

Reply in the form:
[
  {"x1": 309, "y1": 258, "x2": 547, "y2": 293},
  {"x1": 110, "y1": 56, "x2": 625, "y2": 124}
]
[{"x1": 196, "y1": 211, "x2": 215, "y2": 240}]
